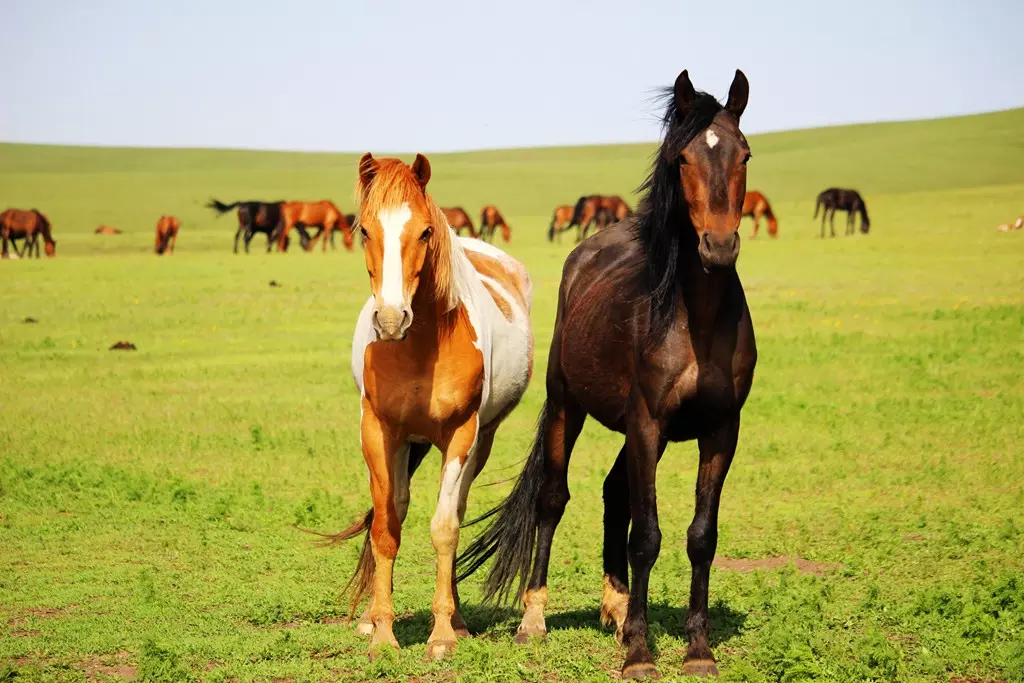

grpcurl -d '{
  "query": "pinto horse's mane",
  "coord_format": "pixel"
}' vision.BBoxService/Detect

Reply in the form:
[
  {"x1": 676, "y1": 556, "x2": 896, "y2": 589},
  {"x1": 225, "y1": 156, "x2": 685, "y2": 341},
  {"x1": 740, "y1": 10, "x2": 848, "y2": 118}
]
[
  {"x1": 356, "y1": 158, "x2": 459, "y2": 312},
  {"x1": 634, "y1": 89, "x2": 726, "y2": 342}
]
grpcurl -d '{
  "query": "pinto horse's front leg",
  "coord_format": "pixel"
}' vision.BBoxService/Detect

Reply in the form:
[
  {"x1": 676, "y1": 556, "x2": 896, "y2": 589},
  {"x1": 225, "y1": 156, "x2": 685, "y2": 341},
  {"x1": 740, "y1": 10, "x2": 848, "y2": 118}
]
[
  {"x1": 360, "y1": 402, "x2": 404, "y2": 657},
  {"x1": 682, "y1": 419, "x2": 739, "y2": 678}
]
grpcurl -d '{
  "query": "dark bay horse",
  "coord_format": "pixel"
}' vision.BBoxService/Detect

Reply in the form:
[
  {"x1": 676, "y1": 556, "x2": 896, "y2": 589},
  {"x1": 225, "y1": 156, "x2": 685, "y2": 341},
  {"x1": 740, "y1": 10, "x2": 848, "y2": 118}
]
[
  {"x1": 442, "y1": 207, "x2": 476, "y2": 238},
  {"x1": 480, "y1": 205, "x2": 511, "y2": 242},
  {"x1": 742, "y1": 190, "x2": 778, "y2": 238},
  {"x1": 814, "y1": 188, "x2": 869, "y2": 237},
  {"x1": 1, "y1": 209, "x2": 56, "y2": 258},
  {"x1": 207, "y1": 199, "x2": 307, "y2": 252},
  {"x1": 458, "y1": 69, "x2": 756, "y2": 679},
  {"x1": 155, "y1": 215, "x2": 180, "y2": 255}
]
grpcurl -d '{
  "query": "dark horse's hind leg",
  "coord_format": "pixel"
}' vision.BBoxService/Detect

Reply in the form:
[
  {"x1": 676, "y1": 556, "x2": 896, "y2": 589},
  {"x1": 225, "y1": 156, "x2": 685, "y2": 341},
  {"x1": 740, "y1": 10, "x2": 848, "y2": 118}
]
[
  {"x1": 515, "y1": 395, "x2": 586, "y2": 643},
  {"x1": 829, "y1": 209, "x2": 837, "y2": 238},
  {"x1": 601, "y1": 446, "x2": 632, "y2": 643},
  {"x1": 681, "y1": 420, "x2": 738, "y2": 678},
  {"x1": 620, "y1": 393, "x2": 667, "y2": 679}
]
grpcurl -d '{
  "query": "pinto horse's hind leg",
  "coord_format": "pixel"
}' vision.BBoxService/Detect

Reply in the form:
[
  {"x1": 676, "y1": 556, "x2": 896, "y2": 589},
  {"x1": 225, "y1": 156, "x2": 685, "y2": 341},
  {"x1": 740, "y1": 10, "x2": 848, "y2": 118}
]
[{"x1": 681, "y1": 420, "x2": 739, "y2": 678}]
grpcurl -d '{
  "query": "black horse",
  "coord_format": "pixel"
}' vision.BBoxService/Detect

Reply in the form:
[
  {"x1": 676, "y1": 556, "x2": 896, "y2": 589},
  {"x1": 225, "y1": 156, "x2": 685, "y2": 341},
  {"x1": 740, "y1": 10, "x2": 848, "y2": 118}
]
[
  {"x1": 458, "y1": 69, "x2": 756, "y2": 679},
  {"x1": 207, "y1": 200, "x2": 311, "y2": 253},
  {"x1": 814, "y1": 188, "x2": 870, "y2": 237}
]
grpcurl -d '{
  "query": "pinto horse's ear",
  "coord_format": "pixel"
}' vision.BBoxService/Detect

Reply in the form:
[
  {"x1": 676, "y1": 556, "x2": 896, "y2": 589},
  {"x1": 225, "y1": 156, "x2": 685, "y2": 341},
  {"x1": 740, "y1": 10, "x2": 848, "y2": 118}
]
[
  {"x1": 358, "y1": 152, "x2": 378, "y2": 197},
  {"x1": 411, "y1": 153, "x2": 431, "y2": 192},
  {"x1": 674, "y1": 69, "x2": 695, "y2": 117},
  {"x1": 726, "y1": 69, "x2": 749, "y2": 120}
]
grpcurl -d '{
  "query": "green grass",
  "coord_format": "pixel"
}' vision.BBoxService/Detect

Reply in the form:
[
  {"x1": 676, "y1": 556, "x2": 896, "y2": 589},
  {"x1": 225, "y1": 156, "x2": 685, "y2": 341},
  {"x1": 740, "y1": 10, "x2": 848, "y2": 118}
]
[{"x1": 2, "y1": 107, "x2": 1023, "y2": 682}]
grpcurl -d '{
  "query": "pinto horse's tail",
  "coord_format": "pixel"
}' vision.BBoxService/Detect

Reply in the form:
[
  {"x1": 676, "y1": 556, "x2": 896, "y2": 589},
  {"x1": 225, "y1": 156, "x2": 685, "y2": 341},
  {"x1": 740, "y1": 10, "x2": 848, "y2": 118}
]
[
  {"x1": 457, "y1": 402, "x2": 550, "y2": 605},
  {"x1": 207, "y1": 199, "x2": 240, "y2": 215},
  {"x1": 297, "y1": 443, "x2": 430, "y2": 617}
]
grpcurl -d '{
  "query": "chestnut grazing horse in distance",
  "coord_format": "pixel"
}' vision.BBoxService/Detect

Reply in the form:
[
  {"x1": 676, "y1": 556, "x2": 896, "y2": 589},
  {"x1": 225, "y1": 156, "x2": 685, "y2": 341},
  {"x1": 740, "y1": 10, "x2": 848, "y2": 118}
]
[
  {"x1": 155, "y1": 216, "x2": 180, "y2": 254},
  {"x1": 458, "y1": 69, "x2": 756, "y2": 680},
  {"x1": 95, "y1": 225, "x2": 123, "y2": 235},
  {"x1": 547, "y1": 204, "x2": 575, "y2": 242},
  {"x1": 331, "y1": 213, "x2": 360, "y2": 249},
  {"x1": 276, "y1": 200, "x2": 354, "y2": 252},
  {"x1": 742, "y1": 190, "x2": 778, "y2": 238},
  {"x1": 479, "y1": 205, "x2": 512, "y2": 242},
  {"x1": 315, "y1": 154, "x2": 533, "y2": 660},
  {"x1": 815, "y1": 188, "x2": 870, "y2": 237},
  {"x1": 1, "y1": 209, "x2": 56, "y2": 258},
  {"x1": 441, "y1": 207, "x2": 476, "y2": 237}
]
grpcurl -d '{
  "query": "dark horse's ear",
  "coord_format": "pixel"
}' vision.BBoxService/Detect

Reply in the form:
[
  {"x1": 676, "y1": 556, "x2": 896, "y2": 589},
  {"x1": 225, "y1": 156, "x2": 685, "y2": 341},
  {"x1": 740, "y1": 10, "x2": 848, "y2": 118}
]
[
  {"x1": 411, "y1": 153, "x2": 431, "y2": 192},
  {"x1": 358, "y1": 153, "x2": 378, "y2": 196},
  {"x1": 725, "y1": 69, "x2": 749, "y2": 120},
  {"x1": 674, "y1": 69, "x2": 695, "y2": 117}
]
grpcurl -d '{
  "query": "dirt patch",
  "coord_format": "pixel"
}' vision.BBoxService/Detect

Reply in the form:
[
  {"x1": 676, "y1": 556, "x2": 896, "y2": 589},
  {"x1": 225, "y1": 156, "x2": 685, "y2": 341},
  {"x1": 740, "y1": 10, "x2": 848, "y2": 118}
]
[
  {"x1": 319, "y1": 616, "x2": 348, "y2": 625},
  {"x1": 10, "y1": 629, "x2": 41, "y2": 637},
  {"x1": 79, "y1": 651, "x2": 137, "y2": 681},
  {"x1": 23, "y1": 317, "x2": 38, "y2": 323},
  {"x1": 713, "y1": 555, "x2": 843, "y2": 576},
  {"x1": 269, "y1": 280, "x2": 281, "y2": 287},
  {"x1": 109, "y1": 341, "x2": 137, "y2": 350},
  {"x1": 903, "y1": 534, "x2": 926, "y2": 542},
  {"x1": 204, "y1": 660, "x2": 222, "y2": 671}
]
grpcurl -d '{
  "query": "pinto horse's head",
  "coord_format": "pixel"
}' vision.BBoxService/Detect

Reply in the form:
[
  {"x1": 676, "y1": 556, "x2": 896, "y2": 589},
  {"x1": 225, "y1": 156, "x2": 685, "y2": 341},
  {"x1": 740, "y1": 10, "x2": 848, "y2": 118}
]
[
  {"x1": 672, "y1": 69, "x2": 750, "y2": 270},
  {"x1": 357, "y1": 153, "x2": 455, "y2": 342}
]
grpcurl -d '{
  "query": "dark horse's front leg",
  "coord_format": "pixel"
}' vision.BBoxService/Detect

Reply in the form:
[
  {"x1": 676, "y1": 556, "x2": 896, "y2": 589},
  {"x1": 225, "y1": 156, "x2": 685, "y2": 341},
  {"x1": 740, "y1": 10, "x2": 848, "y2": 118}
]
[
  {"x1": 621, "y1": 390, "x2": 666, "y2": 679},
  {"x1": 682, "y1": 419, "x2": 739, "y2": 677}
]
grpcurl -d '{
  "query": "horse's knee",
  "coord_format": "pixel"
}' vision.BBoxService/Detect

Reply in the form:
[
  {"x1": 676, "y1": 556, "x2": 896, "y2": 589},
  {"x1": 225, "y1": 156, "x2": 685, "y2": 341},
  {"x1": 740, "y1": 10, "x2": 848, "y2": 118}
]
[
  {"x1": 628, "y1": 519, "x2": 661, "y2": 568},
  {"x1": 686, "y1": 516, "x2": 717, "y2": 564}
]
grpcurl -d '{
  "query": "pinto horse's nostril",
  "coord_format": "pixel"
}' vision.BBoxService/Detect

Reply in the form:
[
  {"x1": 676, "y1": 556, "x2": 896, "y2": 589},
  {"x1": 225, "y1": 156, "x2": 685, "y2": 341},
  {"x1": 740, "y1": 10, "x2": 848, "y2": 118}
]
[{"x1": 372, "y1": 310, "x2": 381, "y2": 330}]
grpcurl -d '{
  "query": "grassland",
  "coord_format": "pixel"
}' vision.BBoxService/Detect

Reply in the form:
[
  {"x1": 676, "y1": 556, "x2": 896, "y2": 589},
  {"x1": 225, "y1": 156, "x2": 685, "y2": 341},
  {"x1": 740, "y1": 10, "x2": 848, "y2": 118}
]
[{"x1": 2, "y1": 107, "x2": 1023, "y2": 682}]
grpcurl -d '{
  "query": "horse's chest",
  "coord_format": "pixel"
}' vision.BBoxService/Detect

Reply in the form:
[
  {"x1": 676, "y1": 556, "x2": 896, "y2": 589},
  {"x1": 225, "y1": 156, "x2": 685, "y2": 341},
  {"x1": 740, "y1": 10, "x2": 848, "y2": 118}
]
[{"x1": 662, "y1": 361, "x2": 740, "y2": 441}]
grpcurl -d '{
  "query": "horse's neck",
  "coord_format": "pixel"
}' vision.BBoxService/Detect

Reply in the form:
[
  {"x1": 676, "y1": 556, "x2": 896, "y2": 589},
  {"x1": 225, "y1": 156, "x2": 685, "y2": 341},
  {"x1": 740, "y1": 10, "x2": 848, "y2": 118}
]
[{"x1": 410, "y1": 232, "x2": 475, "y2": 329}]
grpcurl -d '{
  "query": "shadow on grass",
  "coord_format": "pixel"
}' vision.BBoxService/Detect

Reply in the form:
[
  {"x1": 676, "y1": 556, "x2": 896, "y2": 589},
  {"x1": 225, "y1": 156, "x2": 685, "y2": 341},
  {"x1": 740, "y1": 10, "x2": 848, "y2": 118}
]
[{"x1": 391, "y1": 600, "x2": 745, "y2": 650}]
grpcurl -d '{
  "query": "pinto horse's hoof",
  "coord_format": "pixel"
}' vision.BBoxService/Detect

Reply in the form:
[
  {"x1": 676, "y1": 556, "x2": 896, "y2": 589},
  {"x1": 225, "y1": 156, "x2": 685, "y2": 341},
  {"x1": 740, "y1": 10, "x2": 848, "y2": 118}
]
[
  {"x1": 355, "y1": 621, "x2": 374, "y2": 636},
  {"x1": 621, "y1": 662, "x2": 661, "y2": 679},
  {"x1": 682, "y1": 658, "x2": 719, "y2": 678},
  {"x1": 425, "y1": 639, "x2": 457, "y2": 660},
  {"x1": 513, "y1": 627, "x2": 546, "y2": 645}
]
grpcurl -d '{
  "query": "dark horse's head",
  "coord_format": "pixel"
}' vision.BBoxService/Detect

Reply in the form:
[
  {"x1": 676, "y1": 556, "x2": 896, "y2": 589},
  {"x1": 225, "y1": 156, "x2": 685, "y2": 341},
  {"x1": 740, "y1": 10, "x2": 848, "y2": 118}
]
[{"x1": 641, "y1": 69, "x2": 750, "y2": 274}]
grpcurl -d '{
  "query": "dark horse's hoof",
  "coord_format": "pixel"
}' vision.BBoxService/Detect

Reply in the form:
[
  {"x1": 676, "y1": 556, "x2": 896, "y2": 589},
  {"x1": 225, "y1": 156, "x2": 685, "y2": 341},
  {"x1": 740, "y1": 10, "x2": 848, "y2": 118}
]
[
  {"x1": 621, "y1": 662, "x2": 661, "y2": 679},
  {"x1": 682, "y1": 658, "x2": 719, "y2": 678}
]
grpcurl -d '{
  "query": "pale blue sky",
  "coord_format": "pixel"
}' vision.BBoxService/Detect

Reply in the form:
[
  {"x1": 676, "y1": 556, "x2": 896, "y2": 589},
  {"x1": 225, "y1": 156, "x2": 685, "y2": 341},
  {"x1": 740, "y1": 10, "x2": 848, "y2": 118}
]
[{"x1": 1, "y1": 0, "x2": 1021, "y2": 152}]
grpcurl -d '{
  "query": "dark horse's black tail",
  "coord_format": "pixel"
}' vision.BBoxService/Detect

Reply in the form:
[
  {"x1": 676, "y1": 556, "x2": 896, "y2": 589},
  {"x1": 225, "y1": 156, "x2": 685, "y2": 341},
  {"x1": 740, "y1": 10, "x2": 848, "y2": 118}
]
[
  {"x1": 457, "y1": 403, "x2": 550, "y2": 605},
  {"x1": 207, "y1": 199, "x2": 240, "y2": 215},
  {"x1": 813, "y1": 195, "x2": 824, "y2": 218},
  {"x1": 569, "y1": 195, "x2": 588, "y2": 228},
  {"x1": 547, "y1": 217, "x2": 556, "y2": 242}
]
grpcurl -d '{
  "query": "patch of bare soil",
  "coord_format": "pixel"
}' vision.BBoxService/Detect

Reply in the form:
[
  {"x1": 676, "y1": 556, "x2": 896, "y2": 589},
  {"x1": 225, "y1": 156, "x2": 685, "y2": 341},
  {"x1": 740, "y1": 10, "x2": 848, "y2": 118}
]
[
  {"x1": 713, "y1": 555, "x2": 842, "y2": 575},
  {"x1": 23, "y1": 317, "x2": 38, "y2": 323},
  {"x1": 79, "y1": 651, "x2": 137, "y2": 681},
  {"x1": 109, "y1": 341, "x2": 137, "y2": 350}
]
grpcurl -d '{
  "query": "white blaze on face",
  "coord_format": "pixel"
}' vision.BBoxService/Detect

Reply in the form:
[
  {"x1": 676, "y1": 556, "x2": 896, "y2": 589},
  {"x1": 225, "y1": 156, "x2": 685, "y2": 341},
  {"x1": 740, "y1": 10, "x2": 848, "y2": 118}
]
[
  {"x1": 705, "y1": 129, "x2": 719, "y2": 149},
  {"x1": 378, "y1": 203, "x2": 412, "y2": 307}
]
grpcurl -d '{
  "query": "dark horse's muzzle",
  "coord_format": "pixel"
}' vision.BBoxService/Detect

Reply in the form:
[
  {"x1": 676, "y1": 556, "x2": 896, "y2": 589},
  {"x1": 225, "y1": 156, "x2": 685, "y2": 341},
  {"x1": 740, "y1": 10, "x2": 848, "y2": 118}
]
[{"x1": 699, "y1": 231, "x2": 740, "y2": 270}]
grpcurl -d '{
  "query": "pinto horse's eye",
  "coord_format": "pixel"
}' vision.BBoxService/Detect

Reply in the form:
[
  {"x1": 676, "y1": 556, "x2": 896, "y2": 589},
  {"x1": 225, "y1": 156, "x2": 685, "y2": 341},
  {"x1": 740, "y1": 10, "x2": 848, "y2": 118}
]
[
  {"x1": 420, "y1": 226, "x2": 433, "y2": 242},
  {"x1": 360, "y1": 227, "x2": 368, "y2": 239}
]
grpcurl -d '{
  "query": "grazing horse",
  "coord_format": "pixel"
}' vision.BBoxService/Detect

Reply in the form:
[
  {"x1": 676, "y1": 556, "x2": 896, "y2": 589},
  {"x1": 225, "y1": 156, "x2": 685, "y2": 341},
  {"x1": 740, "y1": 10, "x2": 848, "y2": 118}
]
[
  {"x1": 996, "y1": 216, "x2": 1023, "y2": 232},
  {"x1": 548, "y1": 204, "x2": 575, "y2": 242},
  {"x1": 327, "y1": 154, "x2": 532, "y2": 660},
  {"x1": 569, "y1": 195, "x2": 603, "y2": 241},
  {"x1": 332, "y1": 213, "x2": 360, "y2": 249},
  {"x1": 742, "y1": 190, "x2": 778, "y2": 238},
  {"x1": 208, "y1": 199, "x2": 305, "y2": 253},
  {"x1": 1, "y1": 208, "x2": 56, "y2": 258},
  {"x1": 601, "y1": 195, "x2": 633, "y2": 223},
  {"x1": 814, "y1": 188, "x2": 870, "y2": 237},
  {"x1": 276, "y1": 200, "x2": 354, "y2": 252},
  {"x1": 441, "y1": 207, "x2": 476, "y2": 238},
  {"x1": 479, "y1": 205, "x2": 512, "y2": 242},
  {"x1": 95, "y1": 225, "x2": 123, "y2": 235},
  {"x1": 154, "y1": 216, "x2": 181, "y2": 255},
  {"x1": 458, "y1": 69, "x2": 755, "y2": 679}
]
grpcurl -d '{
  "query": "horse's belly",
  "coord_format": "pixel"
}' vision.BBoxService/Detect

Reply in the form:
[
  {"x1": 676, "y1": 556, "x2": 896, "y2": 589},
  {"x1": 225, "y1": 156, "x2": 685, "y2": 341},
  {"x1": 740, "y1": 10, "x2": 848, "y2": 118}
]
[{"x1": 480, "y1": 321, "x2": 532, "y2": 427}]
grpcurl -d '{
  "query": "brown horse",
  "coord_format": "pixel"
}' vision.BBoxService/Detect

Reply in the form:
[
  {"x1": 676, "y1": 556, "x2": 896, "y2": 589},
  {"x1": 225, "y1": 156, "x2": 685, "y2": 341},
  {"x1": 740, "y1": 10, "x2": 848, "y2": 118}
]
[
  {"x1": 95, "y1": 225, "x2": 123, "y2": 235},
  {"x1": 441, "y1": 207, "x2": 476, "y2": 238},
  {"x1": 331, "y1": 213, "x2": 360, "y2": 249},
  {"x1": 155, "y1": 216, "x2": 180, "y2": 255},
  {"x1": 479, "y1": 205, "x2": 511, "y2": 242},
  {"x1": 569, "y1": 195, "x2": 603, "y2": 241},
  {"x1": 325, "y1": 154, "x2": 533, "y2": 660},
  {"x1": 277, "y1": 200, "x2": 354, "y2": 252},
  {"x1": 1, "y1": 208, "x2": 56, "y2": 258},
  {"x1": 459, "y1": 69, "x2": 755, "y2": 679},
  {"x1": 547, "y1": 204, "x2": 575, "y2": 242},
  {"x1": 996, "y1": 216, "x2": 1023, "y2": 232},
  {"x1": 601, "y1": 195, "x2": 633, "y2": 224},
  {"x1": 742, "y1": 190, "x2": 778, "y2": 237}
]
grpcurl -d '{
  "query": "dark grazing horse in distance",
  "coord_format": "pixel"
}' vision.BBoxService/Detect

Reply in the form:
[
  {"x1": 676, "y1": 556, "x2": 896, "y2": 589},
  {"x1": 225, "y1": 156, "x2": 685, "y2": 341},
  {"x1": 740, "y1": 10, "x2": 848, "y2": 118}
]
[
  {"x1": 207, "y1": 199, "x2": 308, "y2": 252},
  {"x1": 814, "y1": 188, "x2": 870, "y2": 237},
  {"x1": 458, "y1": 68, "x2": 756, "y2": 679}
]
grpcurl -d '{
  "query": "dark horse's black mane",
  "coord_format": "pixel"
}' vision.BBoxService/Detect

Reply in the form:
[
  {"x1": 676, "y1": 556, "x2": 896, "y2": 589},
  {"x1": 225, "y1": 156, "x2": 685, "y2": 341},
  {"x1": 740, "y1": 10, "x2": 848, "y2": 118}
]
[{"x1": 634, "y1": 90, "x2": 726, "y2": 342}]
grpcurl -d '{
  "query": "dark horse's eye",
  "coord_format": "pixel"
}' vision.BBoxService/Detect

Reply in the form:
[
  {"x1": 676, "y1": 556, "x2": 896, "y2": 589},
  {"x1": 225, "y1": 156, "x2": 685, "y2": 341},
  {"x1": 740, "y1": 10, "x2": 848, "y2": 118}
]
[
  {"x1": 420, "y1": 226, "x2": 433, "y2": 242},
  {"x1": 742, "y1": 152, "x2": 752, "y2": 165}
]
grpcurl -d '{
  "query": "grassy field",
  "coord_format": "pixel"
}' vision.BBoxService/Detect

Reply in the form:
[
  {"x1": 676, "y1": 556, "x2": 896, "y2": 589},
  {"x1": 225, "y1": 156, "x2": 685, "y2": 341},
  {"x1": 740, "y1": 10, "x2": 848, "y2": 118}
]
[{"x1": 2, "y1": 107, "x2": 1023, "y2": 682}]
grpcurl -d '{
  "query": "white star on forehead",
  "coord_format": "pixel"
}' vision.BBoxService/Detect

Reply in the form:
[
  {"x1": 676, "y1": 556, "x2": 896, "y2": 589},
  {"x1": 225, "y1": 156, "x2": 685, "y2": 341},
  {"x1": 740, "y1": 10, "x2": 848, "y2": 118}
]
[{"x1": 705, "y1": 130, "x2": 719, "y2": 149}]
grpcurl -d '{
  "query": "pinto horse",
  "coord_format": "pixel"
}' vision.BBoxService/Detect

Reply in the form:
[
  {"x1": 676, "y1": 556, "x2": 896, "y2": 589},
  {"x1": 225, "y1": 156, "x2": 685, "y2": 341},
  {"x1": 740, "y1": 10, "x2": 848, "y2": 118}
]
[
  {"x1": 208, "y1": 199, "x2": 305, "y2": 253},
  {"x1": 324, "y1": 154, "x2": 532, "y2": 660},
  {"x1": 479, "y1": 205, "x2": 511, "y2": 242},
  {"x1": 814, "y1": 188, "x2": 870, "y2": 237},
  {"x1": 155, "y1": 216, "x2": 180, "y2": 254},
  {"x1": 276, "y1": 200, "x2": 354, "y2": 252},
  {"x1": 742, "y1": 190, "x2": 778, "y2": 238},
  {"x1": 547, "y1": 204, "x2": 575, "y2": 242},
  {"x1": 1, "y1": 209, "x2": 56, "y2": 258},
  {"x1": 442, "y1": 207, "x2": 476, "y2": 238},
  {"x1": 459, "y1": 69, "x2": 755, "y2": 679}
]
